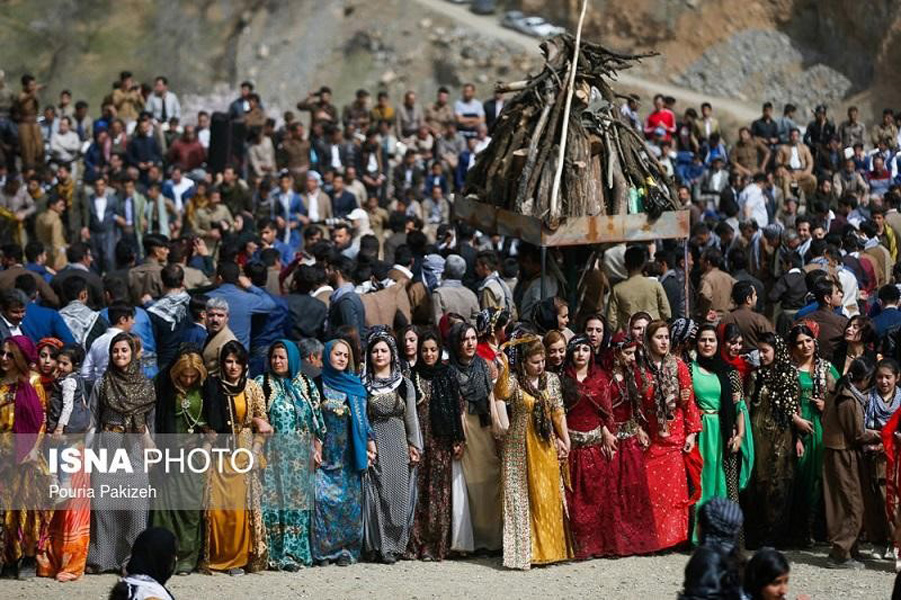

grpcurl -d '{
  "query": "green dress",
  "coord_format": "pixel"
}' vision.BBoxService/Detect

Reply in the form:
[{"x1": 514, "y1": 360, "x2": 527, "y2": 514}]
[
  {"x1": 793, "y1": 363, "x2": 839, "y2": 542},
  {"x1": 691, "y1": 363, "x2": 754, "y2": 510},
  {"x1": 256, "y1": 370, "x2": 325, "y2": 569},
  {"x1": 151, "y1": 388, "x2": 207, "y2": 573}
]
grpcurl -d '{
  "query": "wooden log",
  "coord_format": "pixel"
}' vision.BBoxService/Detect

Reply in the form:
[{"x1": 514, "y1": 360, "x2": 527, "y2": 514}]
[
  {"x1": 514, "y1": 87, "x2": 556, "y2": 213},
  {"x1": 495, "y1": 80, "x2": 530, "y2": 94}
]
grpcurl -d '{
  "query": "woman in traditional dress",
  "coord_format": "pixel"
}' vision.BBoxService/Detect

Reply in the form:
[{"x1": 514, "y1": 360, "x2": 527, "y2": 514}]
[
  {"x1": 449, "y1": 322, "x2": 504, "y2": 553},
  {"x1": 562, "y1": 333, "x2": 616, "y2": 558},
  {"x1": 201, "y1": 340, "x2": 270, "y2": 575},
  {"x1": 86, "y1": 333, "x2": 155, "y2": 573},
  {"x1": 361, "y1": 327, "x2": 422, "y2": 564},
  {"x1": 601, "y1": 333, "x2": 658, "y2": 555},
  {"x1": 151, "y1": 349, "x2": 208, "y2": 574},
  {"x1": 861, "y1": 358, "x2": 901, "y2": 559},
  {"x1": 312, "y1": 339, "x2": 375, "y2": 566},
  {"x1": 542, "y1": 330, "x2": 567, "y2": 375},
  {"x1": 496, "y1": 333, "x2": 572, "y2": 570},
  {"x1": 0, "y1": 336, "x2": 50, "y2": 579},
  {"x1": 397, "y1": 325, "x2": 419, "y2": 377},
  {"x1": 476, "y1": 308, "x2": 509, "y2": 366},
  {"x1": 718, "y1": 323, "x2": 752, "y2": 386},
  {"x1": 255, "y1": 339, "x2": 325, "y2": 570},
  {"x1": 744, "y1": 332, "x2": 800, "y2": 549},
  {"x1": 691, "y1": 324, "x2": 754, "y2": 523},
  {"x1": 788, "y1": 321, "x2": 839, "y2": 546},
  {"x1": 38, "y1": 344, "x2": 91, "y2": 581},
  {"x1": 407, "y1": 329, "x2": 465, "y2": 560},
  {"x1": 640, "y1": 320, "x2": 702, "y2": 551},
  {"x1": 35, "y1": 338, "x2": 62, "y2": 401},
  {"x1": 583, "y1": 313, "x2": 609, "y2": 364}
]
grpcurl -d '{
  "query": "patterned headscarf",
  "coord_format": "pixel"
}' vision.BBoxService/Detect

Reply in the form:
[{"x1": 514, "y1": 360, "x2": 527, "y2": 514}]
[
  {"x1": 100, "y1": 333, "x2": 156, "y2": 431},
  {"x1": 757, "y1": 334, "x2": 800, "y2": 428},
  {"x1": 476, "y1": 307, "x2": 509, "y2": 339},
  {"x1": 3, "y1": 336, "x2": 44, "y2": 461},
  {"x1": 699, "y1": 497, "x2": 744, "y2": 552},
  {"x1": 644, "y1": 325, "x2": 682, "y2": 437},
  {"x1": 363, "y1": 326, "x2": 403, "y2": 394}
]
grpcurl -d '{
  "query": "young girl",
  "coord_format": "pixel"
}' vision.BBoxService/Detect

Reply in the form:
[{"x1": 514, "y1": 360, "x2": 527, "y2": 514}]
[
  {"x1": 863, "y1": 359, "x2": 901, "y2": 559},
  {"x1": 46, "y1": 345, "x2": 90, "y2": 439}
]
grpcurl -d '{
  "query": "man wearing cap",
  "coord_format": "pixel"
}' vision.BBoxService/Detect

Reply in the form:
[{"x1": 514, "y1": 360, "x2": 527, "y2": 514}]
[
  {"x1": 297, "y1": 86, "x2": 337, "y2": 126},
  {"x1": 804, "y1": 104, "x2": 836, "y2": 160},
  {"x1": 302, "y1": 170, "x2": 333, "y2": 225},
  {"x1": 432, "y1": 254, "x2": 479, "y2": 325},
  {"x1": 128, "y1": 234, "x2": 169, "y2": 306}
]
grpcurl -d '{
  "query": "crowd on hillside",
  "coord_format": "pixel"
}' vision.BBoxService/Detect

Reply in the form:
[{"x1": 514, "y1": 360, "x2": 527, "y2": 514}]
[{"x1": 2, "y1": 66, "x2": 901, "y2": 599}]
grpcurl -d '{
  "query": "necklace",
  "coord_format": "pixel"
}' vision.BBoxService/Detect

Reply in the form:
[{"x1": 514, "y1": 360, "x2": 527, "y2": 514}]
[{"x1": 177, "y1": 392, "x2": 203, "y2": 433}]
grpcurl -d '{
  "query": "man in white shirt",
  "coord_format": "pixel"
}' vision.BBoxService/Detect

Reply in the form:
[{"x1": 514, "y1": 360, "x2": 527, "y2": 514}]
[
  {"x1": 196, "y1": 111, "x2": 210, "y2": 149},
  {"x1": 49, "y1": 116, "x2": 81, "y2": 165},
  {"x1": 163, "y1": 166, "x2": 195, "y2": 213},
  {"x1": 81, "y1": 302, "x2": 135, "y2": 384},
  {"x1": 147, "y1": 76, "x2": 181, "y2": 123},
  {"x1": 454, "y1": 83, "x2": 484, "y2": 138},
  {"x1": 738, "y1": 173, "x2": 769, "y2": 229}
]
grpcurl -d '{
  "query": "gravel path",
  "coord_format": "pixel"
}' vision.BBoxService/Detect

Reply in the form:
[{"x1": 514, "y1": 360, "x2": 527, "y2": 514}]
[{"x1": 1, "y1": 549, "x2": 893, "y2": 599}]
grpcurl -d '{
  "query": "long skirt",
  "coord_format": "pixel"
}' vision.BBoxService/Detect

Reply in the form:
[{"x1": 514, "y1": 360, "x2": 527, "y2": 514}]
[
  {"x1": 460, "y1": 413, "x2": 502, "y2": 551},
  {"x1": 644, "y1": 444, "x2": 691, "y2": 551},
  {"x1": 151, "y1": 469, "x2": 205, "y2": 573},
  {"x1": 566, "y1": 441, "x2": 616, "y2": 558},
  {"x1": 363, "y1": 416, "x2": 417, "y2": 561},
  {"x1": 609, "y1": 436, "x2": 658, "y2": 555},
  {"x1": 407, "y1": 442, "x2": 454, "y2": 560},
  {"x1": 37, "y1": 444, "x2": 90, "y2": 581},
  {"x1": 206, "y1": 467, "x2": 252, "y2": 571}
]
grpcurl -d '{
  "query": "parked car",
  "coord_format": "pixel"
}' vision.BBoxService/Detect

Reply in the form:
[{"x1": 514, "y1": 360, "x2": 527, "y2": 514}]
[
  {"x1": 517, "y1": 16, "x2": 566, "y2": 38},
  {"x1": 500, "y1": 10, "x2": 526, "y2": 31},
  {"x1": 445, "y1": 0, "x2": 470, "y2": 5},
  {"x1": 470, "y1": 0, "x2": 496, "y2": 14}
]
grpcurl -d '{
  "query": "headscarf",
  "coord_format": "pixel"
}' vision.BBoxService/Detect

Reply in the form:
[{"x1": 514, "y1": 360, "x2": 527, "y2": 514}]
[
  {"x1": 562, "y1": 334, "x2": 606, "y2": 413},
  {"x1": 644, "y1": 327, "x2": 682, "y2": 437},
  {"x1": 363, "y1": 326, "x2": 403, "y2": 395},
  {"x1": 36, "y1": 336, "x2": 63, "y2": 390},
  {"x1": 530, "y1": 297, "x2": 558, "y2": 334},
  {"x1": 322, "y1": 338, "x2": 369, "y2": 472},
  {"x1": 755, "y1": 335, "x2": 800, "y2": 428},
  {"x1": 261, "y1": 339, "x2": 321, "y2": 432},
  {"x1": 414, "y1": 330, "x2": 464, "y2": 442},
  {"x1": 695, "y1": 326, "x2": 739, "y2": 453},
  {"x1": 4, "y1": 336, "x2": 44, "y2": 461},
  {"x1": 698, "y1": 497, "x2": 744, "y2": 553},
  {"x1": 718, "y1": 323, "x2": 751, "y2": 382},
  {"x1": 124, "y1": 527, "x2": 177, "y2": 592},
  {"x1": 504, "y1": 331, "x2": 554, "y2": 442},
  {"x1": 867, "y1": 385, "x2": 901, "y2": 431},
  {"x1": 100, "y1": 333, "x2": 156, "y2": 432},
  {"x1": 448, "y1": 322, "x2": 492, "y2": 426},
  {"x1": 476, "y1": 307, "x2": 509, "y2": 339},
  {"x1": 669, "y1": 317, "x2": 698, "y2": 363}
]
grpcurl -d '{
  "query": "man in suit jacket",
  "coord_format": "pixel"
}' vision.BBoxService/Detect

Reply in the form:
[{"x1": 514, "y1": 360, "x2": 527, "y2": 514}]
[
  {"x1": 76, "y1": 177, "x2": 120, "y2": 274},
  {"x1": 0, "y1": 289, "x2": 27, "y2": 340},
  {"x1": 805, "y1": 278, "x2": 848, "y2": 361},
  {"x1": 483, "y1": 91, "x2": 505, "y2": 133}
]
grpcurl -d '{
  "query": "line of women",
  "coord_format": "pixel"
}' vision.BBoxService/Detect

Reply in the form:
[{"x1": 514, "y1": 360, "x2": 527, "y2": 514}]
[{"x1": 7, "y1": 307, "x2": 901, "y2": 580}]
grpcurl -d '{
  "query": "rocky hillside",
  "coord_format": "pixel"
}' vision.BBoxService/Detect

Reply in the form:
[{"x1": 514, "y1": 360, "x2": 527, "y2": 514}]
[{"x1": 515, "y1": 0, "x2": 901, "y2": 119}]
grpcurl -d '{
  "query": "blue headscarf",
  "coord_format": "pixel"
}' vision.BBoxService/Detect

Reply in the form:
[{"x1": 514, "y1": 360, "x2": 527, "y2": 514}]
[
  {"x1": 265, "y1": 340, "x2": 321, "y2": 431},
  {"x1": 322, "y1": 339, "x2": 370, "y2": 472}
]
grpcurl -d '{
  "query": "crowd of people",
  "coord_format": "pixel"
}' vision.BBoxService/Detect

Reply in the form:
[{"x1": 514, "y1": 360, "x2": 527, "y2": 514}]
[{"x1": 1, "y1": 66, "x2": 901, "y2": 599}]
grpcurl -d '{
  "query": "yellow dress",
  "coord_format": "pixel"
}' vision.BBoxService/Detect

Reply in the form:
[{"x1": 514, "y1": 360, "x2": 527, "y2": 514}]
[
  {"x1": 495, "y1": 362, "x2": 571, "y2": 569},
  {"x1": 0, "y1": 375, "x2": 51, "y2": 565}
]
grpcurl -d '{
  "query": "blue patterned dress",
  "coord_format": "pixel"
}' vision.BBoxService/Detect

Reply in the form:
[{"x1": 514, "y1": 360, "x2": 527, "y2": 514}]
[
  {"x1": 257, "y1": 371, "x2": 325, "y2": 569},
  {"x1": 312, "y1": 384, "x2": 368, "y2": 562}
]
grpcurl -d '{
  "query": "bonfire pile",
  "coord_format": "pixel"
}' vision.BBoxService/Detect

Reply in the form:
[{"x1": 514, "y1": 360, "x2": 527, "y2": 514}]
[{"x1": 464, "y1": 34, "x2": 679, "y2": 226}]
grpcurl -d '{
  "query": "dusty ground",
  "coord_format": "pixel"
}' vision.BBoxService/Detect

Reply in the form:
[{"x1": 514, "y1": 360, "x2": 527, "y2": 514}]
[{"x1": 0, "y1": 549, "x2": 894, "y2": 599}]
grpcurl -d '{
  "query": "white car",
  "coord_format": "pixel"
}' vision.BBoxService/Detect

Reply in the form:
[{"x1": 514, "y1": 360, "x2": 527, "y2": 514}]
[{"x1": 517, "y1": 16, "x2": 566, "y2": 38}]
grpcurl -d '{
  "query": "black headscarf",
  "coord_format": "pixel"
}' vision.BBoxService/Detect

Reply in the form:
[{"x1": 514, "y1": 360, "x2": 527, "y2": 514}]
[
  {"x1": 125, "y1": 527, "x2": 177, "y2": 588},
  {"x1": 415, "y1": 330, "x2": 465, "y2": 442},
  {"x1": 448, "y1": 322, "x2": 492, "y2": 427},
  {"x1": 695, "y1": 324, "x2": 738, "y2": 454}
]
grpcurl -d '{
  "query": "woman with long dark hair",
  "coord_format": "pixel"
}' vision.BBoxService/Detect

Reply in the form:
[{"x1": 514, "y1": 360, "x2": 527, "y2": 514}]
[
  {"x1": 496, "y1": 333, "x2": 572, "y2": 569},
  {"x1": 743, "y1": 548, "x2": 792, "y2": 600},
  {"x1": 822, "y1": 356, "x2": 879, "y2": 568},
  {"x1": 397, "y1": 325, "x2": 419, "y2": 377},
  {"x1": 151, "y1": 348, "x2": 208, "y2": 574},
  {"x1": 361, "y1": 327, "x2": 422, "y2": 564},
  {"x1": 640, "y1": 320, "x2": 702, "y2": 551},
  {"x1": 407, "y1": 329, "x2": 465, "y2": 561},
  {"x1": 691, "y1": 324, "x2": 753, "y2": 514},
  {"x1": 789, "y1": 321, "x2": 839, "y2": 546},
  {"x1": 201, "y1": 340, "x2": 270, "y2": 575},
  {"x1": 311, "y1": 339, "x2": 375, "y2": 566},
  {"x1": 744, "y1": 332, "x2": 801, "y2": 549},
  {"x1": 832, "y1": 315, "x2": 878, "y2": 376},
  {"x1": 449, "y1": 322, "x2": 504, "y2": 553},
  {"x1": 562, "y1": 333, "x2": 616, "y2": 558},
  {"x1": 255, "y1": 339, "x2": 324, "y2": 570}
]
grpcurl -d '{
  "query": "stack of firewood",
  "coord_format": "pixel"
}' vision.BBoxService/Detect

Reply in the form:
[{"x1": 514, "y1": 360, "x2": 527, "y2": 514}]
[{"x1": 464, "y1": 34, "x2": 679, "y2": 226}]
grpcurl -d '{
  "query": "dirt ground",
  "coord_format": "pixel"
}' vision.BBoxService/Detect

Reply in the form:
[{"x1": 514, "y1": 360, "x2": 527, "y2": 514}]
[{"x1": 0, "y1": 549, "x2": 894, "y2": 599}]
